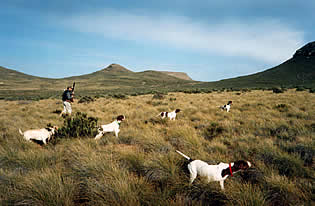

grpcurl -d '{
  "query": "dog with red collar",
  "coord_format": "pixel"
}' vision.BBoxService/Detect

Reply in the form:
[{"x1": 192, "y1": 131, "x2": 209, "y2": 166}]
[{"x1": 176, "y1": 150, "x2": 251, "y2": 190}]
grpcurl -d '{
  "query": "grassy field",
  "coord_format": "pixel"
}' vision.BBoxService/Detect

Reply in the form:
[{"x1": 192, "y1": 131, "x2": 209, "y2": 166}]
[{"x1": 0, "y1": 90, "x2": 314, "y2": 205}]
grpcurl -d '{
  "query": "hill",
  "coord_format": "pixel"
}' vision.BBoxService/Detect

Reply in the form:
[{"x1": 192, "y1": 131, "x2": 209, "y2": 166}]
[
  {"x1": 159, "y1": 71, "x2": 192, "y2": 80},
  {"x1": 0, "y1": 64, "x2": 196, "y2": 99},
  {"x1": 199, "y1": 41, "x2": 315, "y2": 88},
  {"x1": 0, "y1": 41, "x2": 315, "y2": 99}
]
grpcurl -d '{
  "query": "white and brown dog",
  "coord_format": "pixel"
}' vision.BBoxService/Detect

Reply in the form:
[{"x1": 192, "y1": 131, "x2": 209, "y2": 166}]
[
  {"x1": 19, "y1": 126, "x2": 58, "y2": 145},
  {"x1": 176, "y1": 150, "x2": 251, "y2": 190},
  {"x1": 220, "y1": 101, "x2": 232, "y2": 112},
  {"x1": 95, "y1": 115, "x2": 125, "y2": 140},
  {"x1": 158, "y1": 109, "x2": 181, "y2": 120}
]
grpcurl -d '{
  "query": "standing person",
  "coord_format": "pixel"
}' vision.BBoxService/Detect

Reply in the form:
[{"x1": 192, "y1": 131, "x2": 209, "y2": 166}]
[{"x1": 60, "y1": 86, "x2": 74, "y2": 116}]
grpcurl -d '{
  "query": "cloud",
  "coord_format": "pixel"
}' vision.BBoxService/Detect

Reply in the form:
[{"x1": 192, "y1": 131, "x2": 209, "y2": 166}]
[{"x1": 61, "y1": 10, "x2": 304, "y2": 64}]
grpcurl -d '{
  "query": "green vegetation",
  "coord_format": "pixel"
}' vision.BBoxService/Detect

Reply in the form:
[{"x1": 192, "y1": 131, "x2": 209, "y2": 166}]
[{"x1": 0, "y1": 90, "x2": 314, "y2": 205}]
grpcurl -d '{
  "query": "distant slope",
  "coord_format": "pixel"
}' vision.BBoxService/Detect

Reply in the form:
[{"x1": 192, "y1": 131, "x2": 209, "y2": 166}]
[
  {"x1": 0, "y1": 64, "x2": 194, "y2": 94},
  {"x1": 159, "y1": 71, "x2": 192, "y2": 80},
  {"x1": 199, "y1": 41, "x2": 315, "y2": 88}
]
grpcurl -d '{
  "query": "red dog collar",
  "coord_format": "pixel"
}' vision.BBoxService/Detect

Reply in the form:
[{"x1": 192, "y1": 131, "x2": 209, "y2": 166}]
[{"x1": 229, "y1": 163, "x2": 233, "y2": 177}]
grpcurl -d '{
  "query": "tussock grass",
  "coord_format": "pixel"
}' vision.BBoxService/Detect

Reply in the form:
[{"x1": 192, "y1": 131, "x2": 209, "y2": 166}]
[{"x1": 0, "y1": 89, "x2": 314, "y2": 205}]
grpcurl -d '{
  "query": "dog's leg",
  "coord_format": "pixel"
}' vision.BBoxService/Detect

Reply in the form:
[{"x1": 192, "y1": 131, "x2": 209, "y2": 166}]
[
  {"x1": 95, "y1": 132, "x2": 104, "y2": 140},
  {"x1": 115, "y1": 130, "x2": 119, "y2": 138},
  {"x1": 189, "y1": 173, "x2": 197, "y2": 184},
  {"x1": 188, "y1": 164, "x2": 197, "y2": 184},
  {"x1": 219, "y1": 181, "x2": 225, "y2": 190}
]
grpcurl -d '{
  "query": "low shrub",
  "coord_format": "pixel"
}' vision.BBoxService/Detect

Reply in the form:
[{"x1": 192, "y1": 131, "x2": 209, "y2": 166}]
[
  {"x1": 111, "y1": 94, "x2": 128, "y2": 99},
  {"x1": 295, "y1": 86, "x2": 306, "y2": 91},
  {"x1": 183, "y1": 89, "x2": 202, "y2": 94},
  {"x1": 52, "y1": 109, "x2": 62, "y2": 114},
  {"x1": 78, "y1": 96, "x2": 95, "y2": 104},
  {"x1": 52, "y1": 112, "x2": 98, "y2": 143},
  {"x1": 241, "y1": 88, "x2": 251, "y2": 92},
  {"x1": 272, "y1": 88, "x2": 284, "y2": 93},
  {"x1": 275, "y1": 104, "x2": 289, "y2": 112},
  {"x1": 152, "y1": 93, "x2": 165, "y2": 100},
  {"x1": 238, "y1": 168, "x2": 265, "y2": 185}
]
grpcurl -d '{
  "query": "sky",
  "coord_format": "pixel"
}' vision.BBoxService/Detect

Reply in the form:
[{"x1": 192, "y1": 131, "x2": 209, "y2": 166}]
[{"x1": 1, "y1": 0, "x2": 314, "y2": 81}]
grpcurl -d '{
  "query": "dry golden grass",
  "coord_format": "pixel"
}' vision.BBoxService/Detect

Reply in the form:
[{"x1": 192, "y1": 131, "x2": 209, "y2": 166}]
[{"x1": 0, "y1": 89, "x2": 314, "y2": 205}]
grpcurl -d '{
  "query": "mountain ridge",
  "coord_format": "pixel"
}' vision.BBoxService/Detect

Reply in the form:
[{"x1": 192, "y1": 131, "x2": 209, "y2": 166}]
[
  {"x1": 0, "y1": 41, "x2": 314, "y2": 98},
  {"x1": 199, "y1": 41, "x2": 315, "y2": 88}
]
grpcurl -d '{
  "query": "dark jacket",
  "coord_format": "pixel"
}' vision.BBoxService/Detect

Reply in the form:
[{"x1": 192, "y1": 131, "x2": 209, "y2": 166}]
[{"x1": 62, "y1": 90, "x2": 72, "y2": 101}]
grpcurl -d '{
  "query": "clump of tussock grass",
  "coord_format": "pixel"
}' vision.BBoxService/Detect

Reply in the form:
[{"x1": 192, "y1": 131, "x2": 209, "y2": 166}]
[
  {"x1": 264, "y1": 174, "x2": 308, "y2": 206},
  {"x1": 165, "y1": 125, "x2": 202, "y2": 152},
  {"x1": 202, "y1": 122, "x2": 225, "y2": 141},
  {"x1": 270, "y1": 125, "x2": 297, "y2": 142},
  {"x1": 8, "y1": 169, "x2": 76, "y2": 206},
  {"x1": 255, "y1": 124, "x2": 298, "y2": 142},
  {"x1": 256, "y1": 147, "x2": 309, "y2": 178},
  {"x1": 226, "y1": 183, "x2": 267, "y2": 206},
  {"x1": 282, "y1": 144, "x2": 314, "y2": 166},
  {"x1": 182, "y1": 183, "x2": 228, "y2": 206},
  {"x1": 146, "y1": 100, "x2": 169, "y2": 106}
]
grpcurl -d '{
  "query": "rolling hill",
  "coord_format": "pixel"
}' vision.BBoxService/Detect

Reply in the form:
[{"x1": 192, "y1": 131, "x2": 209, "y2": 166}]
[
  {"x1": 0, "y1": 64, "x2": 196, "y2": 99},
  {"x1": 0, "y1": 41, "x2": 314, "y2": 99},
  {"x1": 199, "y1": 41, "x2": 315, "y2": 88}
]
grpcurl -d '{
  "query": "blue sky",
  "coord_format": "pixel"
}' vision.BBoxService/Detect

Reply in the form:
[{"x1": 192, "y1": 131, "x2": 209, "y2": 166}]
[{"x1": 1, "y1": 0, "x2": 314, "y2": 81}]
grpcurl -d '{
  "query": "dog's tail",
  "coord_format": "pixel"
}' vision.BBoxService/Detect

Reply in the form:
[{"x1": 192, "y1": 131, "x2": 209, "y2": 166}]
[
  {"x1": 18, "y1": 128, "x2": 23, "y2": 135},
  {"x1": 176, "y1": 150, "x2": 191, "y2": 160}
]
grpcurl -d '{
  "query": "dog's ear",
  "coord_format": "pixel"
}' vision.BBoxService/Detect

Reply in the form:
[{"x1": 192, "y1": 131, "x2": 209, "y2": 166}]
[
  {"x1": 117, "y1": 115, "x2": 125, "y2": 121},
  {"x1": 234, "y1": 160, "x2": 250, "y2": 170},
  {"x1": 46, "y1": 127, "x2": 52, "y2": 132},
  {"x1": 175, "y1": 109, "x2": 181, "y2": 113},
  {"x1": 228, "y1": 101, "x2": 232, "y2": 104}
]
